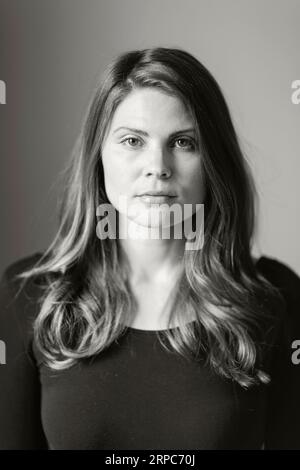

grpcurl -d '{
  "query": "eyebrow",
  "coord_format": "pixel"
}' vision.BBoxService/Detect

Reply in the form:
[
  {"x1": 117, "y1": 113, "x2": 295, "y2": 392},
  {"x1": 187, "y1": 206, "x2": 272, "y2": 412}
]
[{"x1": 112, "y1": 126, "x2": 196, "y2": 137}]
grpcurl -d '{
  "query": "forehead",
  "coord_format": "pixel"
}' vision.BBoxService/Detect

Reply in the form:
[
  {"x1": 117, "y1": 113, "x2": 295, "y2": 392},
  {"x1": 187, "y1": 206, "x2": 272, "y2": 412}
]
[{"x1": 109, "y1": 88, "x2": 194, "y2": 131}]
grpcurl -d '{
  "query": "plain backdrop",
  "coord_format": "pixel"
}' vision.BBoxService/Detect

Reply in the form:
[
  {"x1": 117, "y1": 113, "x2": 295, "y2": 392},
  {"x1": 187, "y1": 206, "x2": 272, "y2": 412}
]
[{"x1": 0, "y1": 0, "x2": 299, "y2": 273}]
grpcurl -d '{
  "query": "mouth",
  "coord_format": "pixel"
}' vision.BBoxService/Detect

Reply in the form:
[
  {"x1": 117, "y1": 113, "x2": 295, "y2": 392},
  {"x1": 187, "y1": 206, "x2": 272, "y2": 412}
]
[
  {"x1": 136, "y1": 195, "x2": 177, "y2": 204},
  {"x1": 136, "y1": 190, "x2": 177, "y2": 197}
]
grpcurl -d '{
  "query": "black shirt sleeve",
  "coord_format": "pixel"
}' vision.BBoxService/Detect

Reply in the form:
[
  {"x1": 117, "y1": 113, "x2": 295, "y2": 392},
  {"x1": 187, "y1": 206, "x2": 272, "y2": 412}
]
[
  {"x1": 0, "y1": 260, "x2": 48, "y2": 449},
  {"x1": 261, "y1": 257, "x2": 300, "y2": 449}
]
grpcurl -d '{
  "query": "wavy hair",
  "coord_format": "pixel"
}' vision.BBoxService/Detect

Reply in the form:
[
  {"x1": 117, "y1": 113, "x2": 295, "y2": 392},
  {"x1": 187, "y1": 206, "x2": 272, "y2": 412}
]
[{"x1": 15, "y1": 47, "x2": 284, "y2": 388}]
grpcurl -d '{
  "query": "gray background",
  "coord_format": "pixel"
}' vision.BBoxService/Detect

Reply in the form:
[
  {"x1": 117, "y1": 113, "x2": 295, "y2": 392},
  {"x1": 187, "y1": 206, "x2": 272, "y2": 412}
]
[{"x1": 0, "y1": 0, "x2": 299, "y2": 273}]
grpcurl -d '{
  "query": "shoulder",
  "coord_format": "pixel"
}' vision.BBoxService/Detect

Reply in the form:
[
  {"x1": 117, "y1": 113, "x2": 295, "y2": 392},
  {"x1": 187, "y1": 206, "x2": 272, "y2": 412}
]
[
  {"x1": 256, "y1": 255, "x2": 300, "y2": 291},
  {"x1": 3, "y1": 251, "x2": 45, "y2": 282},
  {"x1": 256, "y1": 255, "x2": 300, "y2": 315},
  {"x1": 255, "y1": 255, "x2": 300, "y2": 353},
  {"x1": 0, "y1": 252, "x2": 46, "y2": 351},
  {"x1": 1, "y1": 251, "x2": 47, "y2": 307}
]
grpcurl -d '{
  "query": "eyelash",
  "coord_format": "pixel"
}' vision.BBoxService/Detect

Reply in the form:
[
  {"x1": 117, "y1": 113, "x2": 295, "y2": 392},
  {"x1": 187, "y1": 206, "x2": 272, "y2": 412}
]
[{"x1": 120, "y1": 136, "x2": 196, "y2": 151}]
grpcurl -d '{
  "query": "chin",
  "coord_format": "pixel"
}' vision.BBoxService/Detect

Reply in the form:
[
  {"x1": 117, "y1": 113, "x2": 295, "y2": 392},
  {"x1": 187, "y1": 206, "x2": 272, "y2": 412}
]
[{"x1": 132, "y1": 214, "x2": 178, "y2": 233}]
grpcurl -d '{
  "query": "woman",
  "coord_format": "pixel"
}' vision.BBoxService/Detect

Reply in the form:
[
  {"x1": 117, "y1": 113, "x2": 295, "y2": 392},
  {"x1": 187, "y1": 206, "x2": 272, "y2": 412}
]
[{"x1": 0, "y1": 47, "x2": 300, "y2": 450}]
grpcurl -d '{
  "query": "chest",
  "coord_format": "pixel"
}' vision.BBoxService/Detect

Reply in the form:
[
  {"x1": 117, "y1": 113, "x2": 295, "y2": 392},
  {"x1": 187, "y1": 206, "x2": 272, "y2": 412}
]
[{"x1": 39, "y1": 333, "x2": 267, "y2": 450}]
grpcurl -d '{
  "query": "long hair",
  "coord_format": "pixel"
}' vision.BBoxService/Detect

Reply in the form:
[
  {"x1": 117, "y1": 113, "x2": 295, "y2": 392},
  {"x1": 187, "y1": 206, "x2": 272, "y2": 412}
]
[{"x1": 15, "y1": 47, "x2": 284, "y2": 388}]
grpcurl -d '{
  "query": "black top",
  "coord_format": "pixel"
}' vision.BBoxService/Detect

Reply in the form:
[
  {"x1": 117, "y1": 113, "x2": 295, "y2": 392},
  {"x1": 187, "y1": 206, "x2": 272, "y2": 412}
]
[{"x1": 0, "y1": 252, "x2": 300, "y2": 450}]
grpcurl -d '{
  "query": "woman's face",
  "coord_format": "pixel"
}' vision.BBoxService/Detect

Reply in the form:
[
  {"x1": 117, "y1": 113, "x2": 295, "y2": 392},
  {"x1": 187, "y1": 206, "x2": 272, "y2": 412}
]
[{"x1": 101, "y1": 87, "x2": 205, "y2": 234}]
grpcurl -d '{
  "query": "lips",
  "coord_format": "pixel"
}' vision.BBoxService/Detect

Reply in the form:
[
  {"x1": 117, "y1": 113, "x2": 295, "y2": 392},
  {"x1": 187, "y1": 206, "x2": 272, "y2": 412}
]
[
  {"x1": 137, "y1": 191, "x2": 176, "y2": 197},
  {"x1": 137, "y1": 194, "x2": 176, "y2": 204}
]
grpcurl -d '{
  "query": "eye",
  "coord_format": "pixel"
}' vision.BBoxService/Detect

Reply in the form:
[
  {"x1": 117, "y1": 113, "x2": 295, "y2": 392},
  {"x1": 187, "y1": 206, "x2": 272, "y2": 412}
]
[
  {"x1": 120, "y1": 136, "x2": 143, "y2": 148},
  {"x1": 173, "y1": 137, "x2": 195, "y2": 151}
]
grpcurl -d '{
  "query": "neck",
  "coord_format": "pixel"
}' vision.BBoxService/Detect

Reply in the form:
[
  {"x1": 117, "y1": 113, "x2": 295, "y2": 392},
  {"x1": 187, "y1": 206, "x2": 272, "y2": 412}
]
[{"x1": 118, "y1": 218, "x2": 186, "y2": 285}]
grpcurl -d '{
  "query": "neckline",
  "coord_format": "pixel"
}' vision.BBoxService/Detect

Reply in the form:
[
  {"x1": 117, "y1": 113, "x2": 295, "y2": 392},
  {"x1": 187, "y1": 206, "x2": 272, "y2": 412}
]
[
  {"x1": 124, "y1": 319, "x2": 197, "y2": 334},
  {"x1": 123, "y1": 256, "x2": 264, "y2": 335}
]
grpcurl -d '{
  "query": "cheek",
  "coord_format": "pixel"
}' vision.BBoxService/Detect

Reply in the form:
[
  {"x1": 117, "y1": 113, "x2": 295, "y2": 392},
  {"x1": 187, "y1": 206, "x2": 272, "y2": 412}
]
[
  {"x1": 179, "y1": 162, "x2": 205, "y2": 200},
  {"x1": 102, "y1": 155, "x2": 134, "y2": 201}
]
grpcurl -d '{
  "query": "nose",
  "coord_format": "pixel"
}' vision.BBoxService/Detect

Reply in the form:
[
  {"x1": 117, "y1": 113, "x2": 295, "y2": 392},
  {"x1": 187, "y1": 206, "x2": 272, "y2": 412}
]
[{"x1": 142, "y1": 145, "x2": 172, "y2": 179}]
